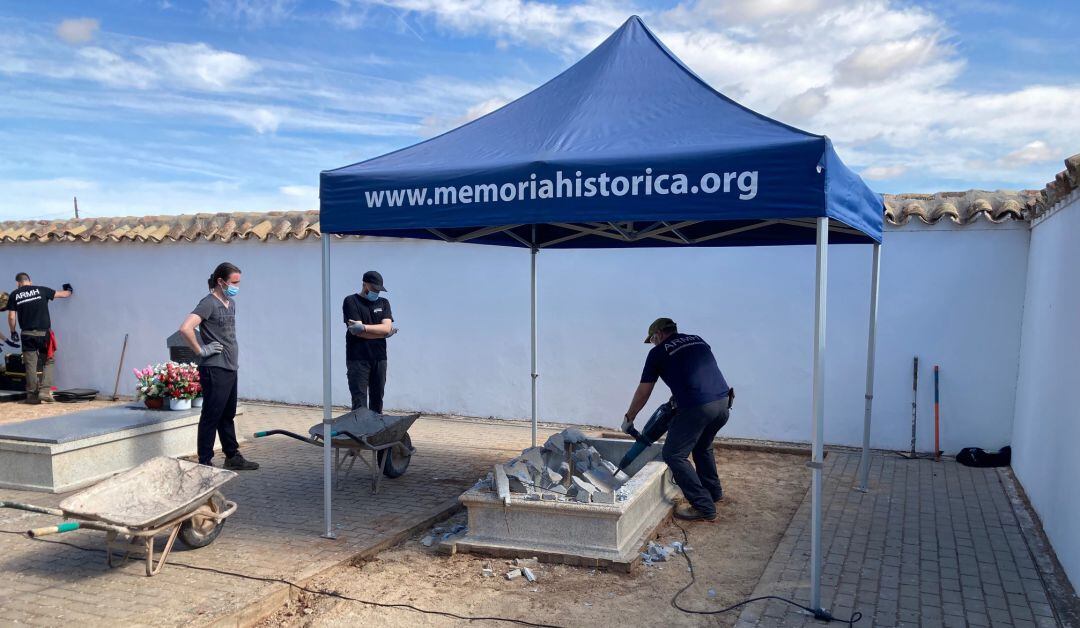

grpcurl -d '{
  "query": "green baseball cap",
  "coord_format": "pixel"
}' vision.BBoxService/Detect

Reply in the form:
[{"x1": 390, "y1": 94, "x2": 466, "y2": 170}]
[{"x1": 645, "y1": 317, "x2": 677, "y2": 343}]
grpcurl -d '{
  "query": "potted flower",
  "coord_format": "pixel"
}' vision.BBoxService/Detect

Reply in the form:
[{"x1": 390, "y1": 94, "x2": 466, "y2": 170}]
[
  {"x1": 162, "y1": 362, "x2": 200, "y2": 411},
  {"x1": 134, "y1": 364, "x2": 166, "y2": 409}
]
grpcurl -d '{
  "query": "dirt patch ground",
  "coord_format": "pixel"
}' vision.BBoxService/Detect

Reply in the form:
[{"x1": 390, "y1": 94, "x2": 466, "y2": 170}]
[
  {"x1": 0, "y1": 397, "x2": 125, "y2": 425},
  {"x1": 261, "y1": 448, "x2": 809, "y2": 628}
]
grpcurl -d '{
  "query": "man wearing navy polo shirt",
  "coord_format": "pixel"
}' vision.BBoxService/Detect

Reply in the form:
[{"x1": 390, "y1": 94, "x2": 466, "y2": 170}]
[{"x1": 623, "y1": 318, "x2": 731, "y2": 522}]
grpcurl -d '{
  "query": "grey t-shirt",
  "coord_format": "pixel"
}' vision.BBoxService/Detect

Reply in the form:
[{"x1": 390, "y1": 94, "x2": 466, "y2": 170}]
[{"x1": 192, "y1": 293, "x2": 238, "y2": 371}]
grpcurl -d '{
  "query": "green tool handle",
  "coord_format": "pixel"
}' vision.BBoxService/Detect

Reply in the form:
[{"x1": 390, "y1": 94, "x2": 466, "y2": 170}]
[{"x1": 27, "y1": 522, "x2": 80, "y2": 538}]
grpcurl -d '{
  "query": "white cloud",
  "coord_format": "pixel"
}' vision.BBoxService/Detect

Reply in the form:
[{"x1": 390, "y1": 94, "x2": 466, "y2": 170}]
[
  {"x1": 56, "y1": 18, "x2": 99, "y2": 45},
  {"x1": 278, "y1": 184, "x2": 318, "y2": 208},
  {"x1": 421, "y1": 95, "x2": 510, "y2": 135},
  {"x1": 229, "y1": 107, "x2": 281, "y2": 133},
  {"x1": 206, "y1": 0, "x2": 298, "y2": 27},
  {"x1": 137, "y1": 43, "x2": 259, "y2": 90},
  {"x1": 834, "y1": 36, "x2": 949, "y2": 86},
  {"x1": 280, "y1": 184, "x2": 316, "y2": 197},
  {"x1": 1000, "y1": 140, "x2": 1059, "y2": 166},
  {"x1": 862, "y1": 165, "x2": 909, "y2": 180},
  {"x1": 771, "y1": 87, "x2": 829, "y2": 125},
  {"x1": 75, "y1": 47, "x2": 158, "y2": 88}
]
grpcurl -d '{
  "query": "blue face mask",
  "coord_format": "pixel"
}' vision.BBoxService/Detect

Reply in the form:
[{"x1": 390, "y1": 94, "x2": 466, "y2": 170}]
[
  {"x1": 365, "y1": 290, "x2": 379, "y2": 302},
  {"x1": 224, "y1": 285, "x2": 239, "y2": 297}
]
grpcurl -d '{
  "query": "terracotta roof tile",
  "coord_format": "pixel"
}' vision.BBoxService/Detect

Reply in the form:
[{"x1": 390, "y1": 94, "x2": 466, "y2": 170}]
[
  {"x1": 1030, "y1": 153, "x2": 1080, "y2": 221},
  {"x1": 0, "y1": 211, "x2": 321, "y2": 244},
  {"x1": 882, "y1": 190, "x2": 1037, "y2": 225}
]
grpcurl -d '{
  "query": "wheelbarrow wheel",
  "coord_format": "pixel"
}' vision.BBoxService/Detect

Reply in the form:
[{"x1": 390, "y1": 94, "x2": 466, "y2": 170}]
[
  {"x1": 377, "y1": 433, "x2": 413, "y2": 478},
  {"x1": 179, "y1": 492, "x2": 227, "y2": 549}
]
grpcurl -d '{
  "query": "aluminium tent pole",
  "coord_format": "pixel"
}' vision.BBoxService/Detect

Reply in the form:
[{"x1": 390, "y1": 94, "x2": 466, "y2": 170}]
[
  {"x1": 857, "y1": 244, "x2": 882, "y2": 492},
  {"x1": 530, "y1": 226, "x2": 538, "y2": 448},
  {"x1": 321, "y1": 234, "x2": 336, "y2": 539},
  {"x1": 809, "y1": 217, "x2": 829, "y2": 612}
]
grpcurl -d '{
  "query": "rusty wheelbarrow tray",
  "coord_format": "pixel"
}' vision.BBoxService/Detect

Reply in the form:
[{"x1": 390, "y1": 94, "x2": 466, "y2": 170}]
[
  {"x1": 255, "y1": 407, "x2": 419, "y2": 494},
  {"x1": 0, "y1": 457, "x2": 238, "y2": 576}
]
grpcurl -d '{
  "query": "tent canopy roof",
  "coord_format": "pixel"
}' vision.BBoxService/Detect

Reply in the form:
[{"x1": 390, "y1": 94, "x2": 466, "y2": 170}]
[{"x1": 320, "y1": 16, "x2": 882, "y2": 248}]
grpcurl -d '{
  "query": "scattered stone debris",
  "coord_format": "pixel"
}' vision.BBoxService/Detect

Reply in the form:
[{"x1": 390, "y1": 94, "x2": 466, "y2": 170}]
[
  {"x1": 489, "y1": 428, "x2": 630, "y2": 504},
  {"x1": 482, "y1": 566, "x2": 495, "y2": 578},
  {"x1": 641, "y1": 541, "x2": 676, "y2": 565},
  {"x1": 513, "y1": 557, "x2": 539, "y2": 567},
  {"x1": 522, "y1": 567, "x2": 537, "y2": 582},
  {"x1": 421, "y1": 521, "x2": 468, "y2": 547},
  {"x1": 506, "y1": 568, "x2": 522, "y2": 580}
]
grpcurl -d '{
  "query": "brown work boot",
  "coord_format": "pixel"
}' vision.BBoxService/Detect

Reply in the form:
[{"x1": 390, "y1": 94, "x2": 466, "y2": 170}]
[{"x1": 674, "y1": 505, "x2": 717, "y2": 522}]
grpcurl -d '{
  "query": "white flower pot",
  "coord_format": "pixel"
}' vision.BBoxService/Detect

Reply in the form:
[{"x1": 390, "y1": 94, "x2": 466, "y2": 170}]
[
  {"x1": 192, "y1": 397, "x2": 203, "y2": 408},
  {"x1": 169, "y1": 398, "x2": 192, "y2": 411}
]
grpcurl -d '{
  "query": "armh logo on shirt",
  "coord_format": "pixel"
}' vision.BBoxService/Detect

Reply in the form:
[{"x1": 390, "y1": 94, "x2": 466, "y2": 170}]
[
  {"x1": 663, "y1": 334, "x2": 707, "y2": 355},
  {"x1": 374, "y1": 308, "x2": 383, "y2": 315},
  {"x1": 16, "y1": 288, "x2": 43, "y2": 305}
]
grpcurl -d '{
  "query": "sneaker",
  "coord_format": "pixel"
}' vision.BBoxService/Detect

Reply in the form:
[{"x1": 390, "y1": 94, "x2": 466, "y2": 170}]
[
  {"x1": 22, "y1": 395, "x2": 40, "y2": 405},
  {"x1": 674, "y1": 505, "x2": 717, "y2": 522},
  {"x1": 39, "y1": 392, "x2": 55, "y2": 403},
  {"x1": 224, "y1": 454, "x2": 259, "y2": 471}
]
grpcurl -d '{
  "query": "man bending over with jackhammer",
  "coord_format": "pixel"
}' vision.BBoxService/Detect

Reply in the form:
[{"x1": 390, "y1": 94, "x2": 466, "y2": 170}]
[{"x1": 622, "y1": 318, "x2": 732, "y2": 522}]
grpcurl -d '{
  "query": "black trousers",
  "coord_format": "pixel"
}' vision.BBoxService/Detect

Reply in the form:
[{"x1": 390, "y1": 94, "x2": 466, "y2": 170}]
[
  {"x1": 662, "y1": 397, "x2": 730, "y2": 517},
  {"x1": 197, "y1": 366, "x2": 240, "y2": 464},
  {"x1": 346, "y1": 359, "x2": 387, "y2": 412}
]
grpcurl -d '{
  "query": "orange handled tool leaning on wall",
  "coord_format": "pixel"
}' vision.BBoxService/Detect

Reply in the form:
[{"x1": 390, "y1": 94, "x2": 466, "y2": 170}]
[{"x1": 934, "y1": 365, "x2": 941, "y2": 461}]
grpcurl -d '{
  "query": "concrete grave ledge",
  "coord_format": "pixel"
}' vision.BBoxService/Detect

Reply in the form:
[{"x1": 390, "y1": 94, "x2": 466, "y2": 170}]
[
  {"x1": 454, "y1": 437, "x2": 680, "y2": 569},
  {"x1": 0, "y1": 404, "x2": 245, "y2": 493}
]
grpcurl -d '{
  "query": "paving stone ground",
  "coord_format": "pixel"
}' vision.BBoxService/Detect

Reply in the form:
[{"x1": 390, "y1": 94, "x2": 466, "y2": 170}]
[
  {"x1": 736, "y1": 451, "x2": 1069, "y2": 628},
  {"x1": 0, "y1": 404, "x2": 558, "y2": 626}
]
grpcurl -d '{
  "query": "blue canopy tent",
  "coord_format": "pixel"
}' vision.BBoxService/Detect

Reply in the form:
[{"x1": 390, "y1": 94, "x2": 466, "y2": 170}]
[{"x1": 319, "y1": 16, "x2": 883, "y2": 614}]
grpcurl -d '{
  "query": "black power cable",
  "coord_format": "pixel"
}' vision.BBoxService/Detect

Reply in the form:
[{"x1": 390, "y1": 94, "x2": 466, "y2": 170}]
[
  {"x1": 0, "y1": 529, "x2": 563, "y2": 628},
  {"x1": 669, "y1": 520, "x2": 862, "y2": 625}
]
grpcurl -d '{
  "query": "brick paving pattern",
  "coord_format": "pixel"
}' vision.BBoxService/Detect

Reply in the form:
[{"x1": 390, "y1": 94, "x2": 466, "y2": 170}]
[
  {"x1": 0, "y1": 404, "x2": 557, "y2": 626},
  {"x1": 736, "y1": 451, "x2": 1063, "y2": 627}
]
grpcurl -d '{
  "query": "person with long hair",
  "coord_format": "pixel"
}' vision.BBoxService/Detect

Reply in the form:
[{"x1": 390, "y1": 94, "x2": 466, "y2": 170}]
[{"x1": 179, "y1": 262, "x2": 258, "y2": 470}]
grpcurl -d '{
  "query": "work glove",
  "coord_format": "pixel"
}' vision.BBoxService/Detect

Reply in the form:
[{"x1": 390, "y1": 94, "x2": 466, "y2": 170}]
[
  {"x1": 62, "y1": 283, "x2": 73, "y2": 293},
  {"x1": 348, "y1": 322, "x2": 366, "y2": 336},
  {"x1": 387, "y1": 326, "x2": 399, "y2": 338},
  {"x1": 199, "y1": 341, "x2": 224, "y2": 358},
  {"x1": 6, "y1": 331, "x2": 19, "y2": 349},
  {"x1": 621, "y1": 415, "x2": 634, "y2": 434}
]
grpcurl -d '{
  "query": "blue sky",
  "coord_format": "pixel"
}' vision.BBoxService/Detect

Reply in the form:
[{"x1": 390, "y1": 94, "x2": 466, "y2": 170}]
[{"x1": 1, "y1": 0, "x2": 1077, "y2": 220}]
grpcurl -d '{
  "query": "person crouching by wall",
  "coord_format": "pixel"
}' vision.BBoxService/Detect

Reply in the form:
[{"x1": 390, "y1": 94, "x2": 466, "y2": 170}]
[{"x1": 179, "y1": 262, "x2": 258, "y2": 470}]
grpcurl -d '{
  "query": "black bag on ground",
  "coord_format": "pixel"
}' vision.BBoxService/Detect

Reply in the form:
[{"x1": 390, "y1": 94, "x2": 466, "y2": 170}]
[
  {"x1": 956, "y1": 446, "x2": 1011, "y2": 468},
  {"x1": 52, "y1": 388, "x2": 99, "y2": 403}
]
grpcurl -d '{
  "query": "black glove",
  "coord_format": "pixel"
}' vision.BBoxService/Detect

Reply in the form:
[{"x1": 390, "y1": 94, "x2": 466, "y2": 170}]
[
  {"x1": 62, "y1": 283, "x2": 73, "y2": 293},
  {"x1": 10, "y1": 330, "x2": 19, "y2": 343}
]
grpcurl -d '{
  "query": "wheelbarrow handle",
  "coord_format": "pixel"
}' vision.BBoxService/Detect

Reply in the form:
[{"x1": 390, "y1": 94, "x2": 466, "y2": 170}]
[
  {"x1": 0, "y1": 501, "x2": 65, "y2": 517},
  {"x1": 254, "y1": 429, "x2": 331, "y2": 446},
  {"x1": 27, "y1": 522, "x2": 81, "y2": 538}
]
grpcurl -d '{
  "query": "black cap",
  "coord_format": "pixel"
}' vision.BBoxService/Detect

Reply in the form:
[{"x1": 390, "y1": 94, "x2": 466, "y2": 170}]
[
  {"x1": 645, "y1": 317, "x2": 677, "y2": 343},
  {"x1": 362, "y1": 270, "x2": 386, "y2": 292}
]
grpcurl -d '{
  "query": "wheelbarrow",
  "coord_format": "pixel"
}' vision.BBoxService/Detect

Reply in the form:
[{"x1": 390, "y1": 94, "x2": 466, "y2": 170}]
[
  {"x1": 255, "y1": 407, "x2": 419, "y2": 494},
  {"x1": 0, "y1": 457, "x2": 237, "y2": 576}
]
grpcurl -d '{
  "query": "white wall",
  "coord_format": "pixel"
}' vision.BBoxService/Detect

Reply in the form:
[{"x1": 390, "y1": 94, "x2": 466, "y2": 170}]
[
  {"x1": 0, "y1": 220, "x2": 1028, "y2": 452},
  {"x1": 1012, "y1": 193, "x2": 1080, "y2": 589}
]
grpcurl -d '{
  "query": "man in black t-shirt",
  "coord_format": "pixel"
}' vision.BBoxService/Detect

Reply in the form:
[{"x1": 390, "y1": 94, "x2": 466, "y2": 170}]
[
  {"x1": 342, "y1": 270, "x2": 398, "y2": 412},
  {"x1": 5, "y1": 273, "x2": 73, "y2": 404},
  {"x1": 623, "y1": 318, "x2": 732, "y2": 522}
]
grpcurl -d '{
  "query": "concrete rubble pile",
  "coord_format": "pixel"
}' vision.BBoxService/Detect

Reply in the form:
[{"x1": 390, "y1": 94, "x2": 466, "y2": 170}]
[{"x1": 484, "y1": 428, "x2": 630, "y2": 504}]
